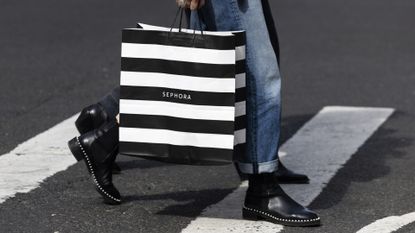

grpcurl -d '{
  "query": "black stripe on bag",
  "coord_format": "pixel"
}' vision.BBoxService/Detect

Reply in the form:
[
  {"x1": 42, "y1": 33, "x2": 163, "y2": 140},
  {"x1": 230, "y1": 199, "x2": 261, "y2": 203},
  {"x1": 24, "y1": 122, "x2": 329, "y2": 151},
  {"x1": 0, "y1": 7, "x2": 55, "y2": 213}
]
[
  {"x1": 122, "y1": 30, "x2": 236, "y2": 50},
  {"x1": 233, "y1": 143, "x2": 246, "y2": 156},
  {"x1": 122, "y1": 58, "x2": 235, "y2": 78},
  {"x1": 236, "y1": 60, "x2": 245, "y2": 74},
  {"x1": 119, "y1": 142, "x2": 233, "y2": 165},
  {"x1": 235, "y1": 87, "x2": 246, "y2": 103},
  {"x1": 120, "y1": 114, "x2": 235, "y2": 135},
  {"x1": 235, "y1": 115, "x2": 246, "y2": 131},
  {"x1": 232, "y1": 32, "x2": 246, "y2": 47},
  {"x1": 120, "y1": 86, "x2": 235, "y2": 107}
]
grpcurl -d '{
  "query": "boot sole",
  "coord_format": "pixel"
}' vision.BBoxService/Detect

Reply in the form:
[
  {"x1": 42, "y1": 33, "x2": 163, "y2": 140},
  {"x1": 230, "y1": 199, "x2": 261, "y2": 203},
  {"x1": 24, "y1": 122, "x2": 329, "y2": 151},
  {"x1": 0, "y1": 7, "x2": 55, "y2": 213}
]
[
  {"x1": 68, "y1": 137, "x2": 121, "y2": 205},
  {"x1": 242, "y1": 206, "x2": 321, "y2": 227},
  {"x1": 68, "y1": 137, "x2": 85, "y2": 161}
]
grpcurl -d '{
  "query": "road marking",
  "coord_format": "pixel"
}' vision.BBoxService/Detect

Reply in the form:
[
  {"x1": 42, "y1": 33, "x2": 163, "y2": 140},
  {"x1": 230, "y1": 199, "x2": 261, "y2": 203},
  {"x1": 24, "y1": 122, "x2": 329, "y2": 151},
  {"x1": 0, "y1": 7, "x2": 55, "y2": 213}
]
[
  {"x1": 181, "y1": 106, "x2": 394, "y2": 233},
  {"x1": 0, "y1": 106, "x2": 395, "y2": 232},
  {"x1": 0, "y1": 115, "x2": 78, "y2": 204},
  {"x1": 357, "y1": 212, "x2": 415, "y2": 233}
]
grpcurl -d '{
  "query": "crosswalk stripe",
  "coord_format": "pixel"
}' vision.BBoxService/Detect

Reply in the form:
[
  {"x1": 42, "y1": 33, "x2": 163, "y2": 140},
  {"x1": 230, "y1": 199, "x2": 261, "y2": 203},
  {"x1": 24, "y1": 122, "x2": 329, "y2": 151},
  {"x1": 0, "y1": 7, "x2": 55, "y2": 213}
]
[
  {"x1": 181, "y1": 106, "x2": 394, "y2": 233},
  {"x1": 0, "y1": 115, "x2": 78, "y2": 204},
  {"x1": 357, "y1": 212, "x2": 415, "y2": 233},
  {"x1": 0, "y1": 106, "x2": 395, "y2": 232}
]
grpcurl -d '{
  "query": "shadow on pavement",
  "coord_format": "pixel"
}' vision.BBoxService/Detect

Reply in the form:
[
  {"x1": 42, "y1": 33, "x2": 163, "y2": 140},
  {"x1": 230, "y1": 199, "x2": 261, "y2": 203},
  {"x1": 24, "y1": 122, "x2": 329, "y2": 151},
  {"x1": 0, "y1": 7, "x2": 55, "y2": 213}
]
[
  {"x1": 310, "y1": 111, "x2": 413, "y2": 210},
  {"x1": 122, "y1": 188, "x2": 234, "y2": 217}
]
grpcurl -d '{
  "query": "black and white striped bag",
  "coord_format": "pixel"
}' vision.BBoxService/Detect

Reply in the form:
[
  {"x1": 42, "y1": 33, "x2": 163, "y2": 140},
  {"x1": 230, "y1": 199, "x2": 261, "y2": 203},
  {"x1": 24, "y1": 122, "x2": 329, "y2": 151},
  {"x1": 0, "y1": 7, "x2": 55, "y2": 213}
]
[{"x1": 119, "y1": 23, "x2": 246, "y2": 165}]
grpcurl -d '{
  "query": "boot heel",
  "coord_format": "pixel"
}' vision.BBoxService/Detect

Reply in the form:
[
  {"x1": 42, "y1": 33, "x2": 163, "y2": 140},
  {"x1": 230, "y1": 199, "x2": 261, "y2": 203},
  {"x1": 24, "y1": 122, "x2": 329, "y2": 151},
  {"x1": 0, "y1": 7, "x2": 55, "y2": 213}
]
[
  {"x1": 68, "y1": 137, "x2": 85, "y2": 161},
  {"x1": 242, "y1": 207, "x2": 264, "y2": 220}
]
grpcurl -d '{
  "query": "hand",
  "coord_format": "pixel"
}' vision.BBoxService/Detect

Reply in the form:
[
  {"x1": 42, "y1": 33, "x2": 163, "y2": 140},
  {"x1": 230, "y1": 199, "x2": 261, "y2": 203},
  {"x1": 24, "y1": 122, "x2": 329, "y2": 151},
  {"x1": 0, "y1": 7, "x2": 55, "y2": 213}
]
[{"x1": 176, "y1": 0, "x2": 205, "y2": 10}]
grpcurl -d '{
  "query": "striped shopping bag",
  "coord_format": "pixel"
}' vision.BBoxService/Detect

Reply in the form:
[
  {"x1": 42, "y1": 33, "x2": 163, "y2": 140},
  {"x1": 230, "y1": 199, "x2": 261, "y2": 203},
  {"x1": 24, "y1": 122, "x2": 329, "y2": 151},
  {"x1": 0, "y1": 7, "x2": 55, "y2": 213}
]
[{"x1": 119, "y1": 23, "x2": 246, "y2": 165}]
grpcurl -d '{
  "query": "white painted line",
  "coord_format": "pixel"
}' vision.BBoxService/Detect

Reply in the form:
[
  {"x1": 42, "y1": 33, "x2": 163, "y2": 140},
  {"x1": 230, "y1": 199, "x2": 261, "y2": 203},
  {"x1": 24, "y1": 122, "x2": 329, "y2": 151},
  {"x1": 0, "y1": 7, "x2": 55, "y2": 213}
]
[
  {"x1": 0, "y1": 114, "x2": 78, "y2": 204},
  {"x1": 357, "y1": 212, "x2": 415, "y2": 233},
  {"x1": 181, "y1": 106, "x2": 394, "y2": 233}
]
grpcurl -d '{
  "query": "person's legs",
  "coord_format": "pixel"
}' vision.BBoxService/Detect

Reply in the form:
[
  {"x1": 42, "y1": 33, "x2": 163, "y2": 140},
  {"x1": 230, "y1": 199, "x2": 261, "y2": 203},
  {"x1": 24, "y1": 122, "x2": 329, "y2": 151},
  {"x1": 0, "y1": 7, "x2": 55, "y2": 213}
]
[
  {"x1": 189, "y1": 0, "x2": 320, "y2": 226},
  {"x1": 188, "y1": 0, "x2": 309, "y2": 183},
  {"x1": 191, "y1": 0, "x2": 280, "y2": 174},
  {"x1": 261, "y1": 0, "x2": 280, "y2": 67}
]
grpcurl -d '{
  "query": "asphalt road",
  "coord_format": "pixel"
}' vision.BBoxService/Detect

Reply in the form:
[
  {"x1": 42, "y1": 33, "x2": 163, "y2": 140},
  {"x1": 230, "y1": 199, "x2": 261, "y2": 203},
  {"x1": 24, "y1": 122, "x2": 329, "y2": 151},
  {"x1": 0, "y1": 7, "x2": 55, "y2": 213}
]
[{"x1": 1, "y1": 0, "x2": 415, "y2": 232}]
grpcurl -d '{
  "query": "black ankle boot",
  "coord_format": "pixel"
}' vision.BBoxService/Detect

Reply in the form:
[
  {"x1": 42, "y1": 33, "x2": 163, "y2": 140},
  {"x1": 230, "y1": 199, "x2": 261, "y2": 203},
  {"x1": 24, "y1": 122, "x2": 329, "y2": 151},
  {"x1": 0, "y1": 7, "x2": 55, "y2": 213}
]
[
  {"x1": 243, "y1": 173, "x2": 320, "y2": 227},
  {"x1": 274, "y1": 161, "x2": 309, "y2": 184},
  {"x1": 75, "y1": 103, "x2": 121, "y2": 174},
  {"x1": 75, "y1": 103, "x2": 109, "y2": 134},
  {"x1": 68, "y1": 120, "x2": 121, "y2": 205},
  {"x1": 235, "y1": 160, "x2": 310, "y2": 184}
]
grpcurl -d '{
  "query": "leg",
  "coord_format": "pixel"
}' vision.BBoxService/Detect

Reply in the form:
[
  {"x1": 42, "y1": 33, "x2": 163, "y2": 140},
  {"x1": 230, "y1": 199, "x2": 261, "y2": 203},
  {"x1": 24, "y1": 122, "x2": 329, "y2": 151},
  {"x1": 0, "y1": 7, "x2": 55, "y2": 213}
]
[
  {"x1": 191, "y1": 0, "x2": 281, "y2": 174},
  {"x1": 98, "y1": 87, "x2": 120, "y2": 120},
  {"x1": 188, "y1": 1, "x2": 309, "y2": 183},
  {"x1": 189, "y1": 0, "x2": 320, "y2": 226},
  {"x1": 261, "y1": 0, "x2": 280, "y2": 67}
]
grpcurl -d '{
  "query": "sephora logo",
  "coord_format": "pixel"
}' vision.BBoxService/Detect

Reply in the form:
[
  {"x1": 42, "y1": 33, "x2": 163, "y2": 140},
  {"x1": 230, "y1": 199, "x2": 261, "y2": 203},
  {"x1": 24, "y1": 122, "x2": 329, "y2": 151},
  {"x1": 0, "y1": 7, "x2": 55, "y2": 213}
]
[{"x1": 162, "y1": 91, "x2": 192, "y2": 101}]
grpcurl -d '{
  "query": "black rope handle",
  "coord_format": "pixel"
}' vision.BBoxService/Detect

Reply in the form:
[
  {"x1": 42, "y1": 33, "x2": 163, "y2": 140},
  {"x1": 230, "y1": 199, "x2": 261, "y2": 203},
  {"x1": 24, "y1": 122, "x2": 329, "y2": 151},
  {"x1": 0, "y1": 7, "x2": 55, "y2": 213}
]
[
  {"x1": 169, "y1": 7, "x2": 183, "y2": 32},
  {"x1": 168, "y1": 4, "x2": 206, "y2": 47},
  {"x1": 169, "y1": 7, "x2": 204, "y2": 34}
]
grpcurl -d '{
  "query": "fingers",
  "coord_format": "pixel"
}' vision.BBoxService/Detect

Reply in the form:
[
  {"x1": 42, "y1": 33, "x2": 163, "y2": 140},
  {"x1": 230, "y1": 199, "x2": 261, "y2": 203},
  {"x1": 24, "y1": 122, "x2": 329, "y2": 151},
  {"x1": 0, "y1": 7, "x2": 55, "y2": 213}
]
[
  {"x1": 116, "y1": 114, "x2": 120, "y2": 124},
  {"x1": 190, "y1": 0, "x2": 200, "y2": 10},
  {"x1": 176, "y1": 0, "x2": 190, "y2": 8},
  {"x1": 177, "y1": 0, "x2": 204, "y2": 10}
]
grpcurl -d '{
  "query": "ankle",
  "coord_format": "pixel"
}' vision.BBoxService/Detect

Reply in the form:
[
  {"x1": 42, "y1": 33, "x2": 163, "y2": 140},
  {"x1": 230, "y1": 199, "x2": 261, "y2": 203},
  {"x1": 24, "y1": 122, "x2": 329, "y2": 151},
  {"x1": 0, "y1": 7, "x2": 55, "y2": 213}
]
[{"x1": 247, "y1": 173, "x2": 283, "y2": 197}]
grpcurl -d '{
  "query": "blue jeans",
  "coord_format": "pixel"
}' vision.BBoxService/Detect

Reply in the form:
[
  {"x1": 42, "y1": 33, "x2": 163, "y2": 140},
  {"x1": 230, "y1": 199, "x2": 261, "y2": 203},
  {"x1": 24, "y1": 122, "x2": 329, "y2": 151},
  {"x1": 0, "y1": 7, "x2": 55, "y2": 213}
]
[{"x1": 189, "y1": 0, "x2": 281, "y2": 174}]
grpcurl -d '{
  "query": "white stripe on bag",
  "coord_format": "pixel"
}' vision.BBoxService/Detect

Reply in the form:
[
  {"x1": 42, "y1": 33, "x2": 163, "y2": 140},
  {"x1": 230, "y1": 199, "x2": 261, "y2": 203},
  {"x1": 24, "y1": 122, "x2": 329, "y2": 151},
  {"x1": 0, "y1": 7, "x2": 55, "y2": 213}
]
[
  {"x1": 121, "y1": 71, "x2": 236, "y2": 93},
  {"x1": 119, "y1": 127, "x2": 235, "y2": 149},
  {"x1": 235, "y1": 46, "x2": 245, "y2": 61},
  {"x1": 235, "y1": 101, "x2": 246, "y2": 117},
  {"x1": 120, "y1": 99, "x2": 236, "y2": 121},
  {"x1": 236, "y1": 73, "x2": 246, "y2": 89},
  {"x1": 122, "y1": 43, "x2": 236, "y2": 65},
  {"x1": 234, "y1": 129, "x2": 246, "y2": 145},
  {"x1": 135, "y1": 24, "x2": 242, "y2": 36}
]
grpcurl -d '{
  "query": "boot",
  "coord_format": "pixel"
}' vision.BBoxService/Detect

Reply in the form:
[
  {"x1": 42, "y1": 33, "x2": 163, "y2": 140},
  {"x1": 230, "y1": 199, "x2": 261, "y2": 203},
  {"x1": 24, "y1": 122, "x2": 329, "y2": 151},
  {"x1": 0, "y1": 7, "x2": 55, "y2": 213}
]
[
  {"x1": 75, "y1": 103, "x2": 109, "y2": 134},
  {"x1": 242, "y1": 173, "x2": 320, "y2": 227},
  {"x1": 235, "y1": 160, "x2": 309, "y2": 184},
  {"x1": 68, "y1": 120, "x2": 121, "y2": 205},
  {"x1": 74, "y1": 103, "x2": 121, "y2": 174}
]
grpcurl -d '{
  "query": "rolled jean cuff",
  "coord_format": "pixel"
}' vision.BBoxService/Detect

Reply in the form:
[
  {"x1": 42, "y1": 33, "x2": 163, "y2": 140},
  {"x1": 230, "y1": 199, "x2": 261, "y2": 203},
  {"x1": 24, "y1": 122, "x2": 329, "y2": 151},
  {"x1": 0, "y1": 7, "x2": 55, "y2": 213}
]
[{"x1": 236, "y1": 159, "x2": 279, "y2": 174}]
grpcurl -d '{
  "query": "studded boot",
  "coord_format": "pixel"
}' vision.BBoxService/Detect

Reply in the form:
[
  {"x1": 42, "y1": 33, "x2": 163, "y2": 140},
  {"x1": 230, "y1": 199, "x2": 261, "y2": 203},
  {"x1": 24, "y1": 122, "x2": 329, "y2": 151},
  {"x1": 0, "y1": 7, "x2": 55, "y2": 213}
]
[
  {"x1": 242, "y1": 173, "x2": 320, "y2": 227},
  {"x1": 68, "y1": 120, "x2": 121, "y2": 205},
  {"x1": 74, "y1": 103, "x2": 121, "y2": 174}
]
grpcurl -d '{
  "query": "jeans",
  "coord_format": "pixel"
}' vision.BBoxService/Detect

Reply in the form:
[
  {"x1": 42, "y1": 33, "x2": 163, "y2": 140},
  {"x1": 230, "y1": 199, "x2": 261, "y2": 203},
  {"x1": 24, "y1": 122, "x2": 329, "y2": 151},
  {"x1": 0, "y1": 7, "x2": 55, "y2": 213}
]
[
  {"x1": 189, "y1": 0, "x2": 281, "y2": 174},
  {"x1": 98, "y1": 87, "x2": 120, "y2": 120},
  {"x1": 100, "y1": 0, "x2": 281, "y2": 174}
]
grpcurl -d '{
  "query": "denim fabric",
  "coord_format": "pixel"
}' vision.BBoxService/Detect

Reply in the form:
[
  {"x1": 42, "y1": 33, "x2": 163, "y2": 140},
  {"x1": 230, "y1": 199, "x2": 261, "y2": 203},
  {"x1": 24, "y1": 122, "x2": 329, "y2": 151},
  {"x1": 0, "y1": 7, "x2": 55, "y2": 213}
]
[
  {"x1": 261, "y1": 0, "x2": 280, "y2": 67},
  {"x1": 189, "y1": 0, "x2": 281, "y2": 174},
  {"x1": 98, "y1": 86, "x2": 120, "y2": 119}
]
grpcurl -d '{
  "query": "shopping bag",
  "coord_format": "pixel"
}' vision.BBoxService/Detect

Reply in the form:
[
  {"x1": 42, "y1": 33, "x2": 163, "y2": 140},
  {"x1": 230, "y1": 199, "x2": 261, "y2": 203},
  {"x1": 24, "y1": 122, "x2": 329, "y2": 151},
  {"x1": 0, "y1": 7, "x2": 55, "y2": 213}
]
[{"x1": 119, "y1": 22, "x2": 246, "y2": 165}]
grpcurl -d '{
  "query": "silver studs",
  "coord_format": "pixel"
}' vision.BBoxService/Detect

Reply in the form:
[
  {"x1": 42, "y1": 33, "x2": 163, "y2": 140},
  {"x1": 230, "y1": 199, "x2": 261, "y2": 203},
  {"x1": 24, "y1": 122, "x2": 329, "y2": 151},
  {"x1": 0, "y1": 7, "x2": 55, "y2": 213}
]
[
  {"x1": 243, "y1": 206, "x2": 320, "y2": 223},
  {"x1": 76, "y1": 137, "x2": 121, "y2": 202}
]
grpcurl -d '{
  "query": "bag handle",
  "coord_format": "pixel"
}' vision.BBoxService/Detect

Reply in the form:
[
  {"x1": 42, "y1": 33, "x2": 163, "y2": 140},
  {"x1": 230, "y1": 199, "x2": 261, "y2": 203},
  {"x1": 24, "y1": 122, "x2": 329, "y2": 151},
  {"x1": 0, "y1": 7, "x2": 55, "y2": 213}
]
[{"x1": 169, "y1": 7, "x2": 204, "y2": 35}]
